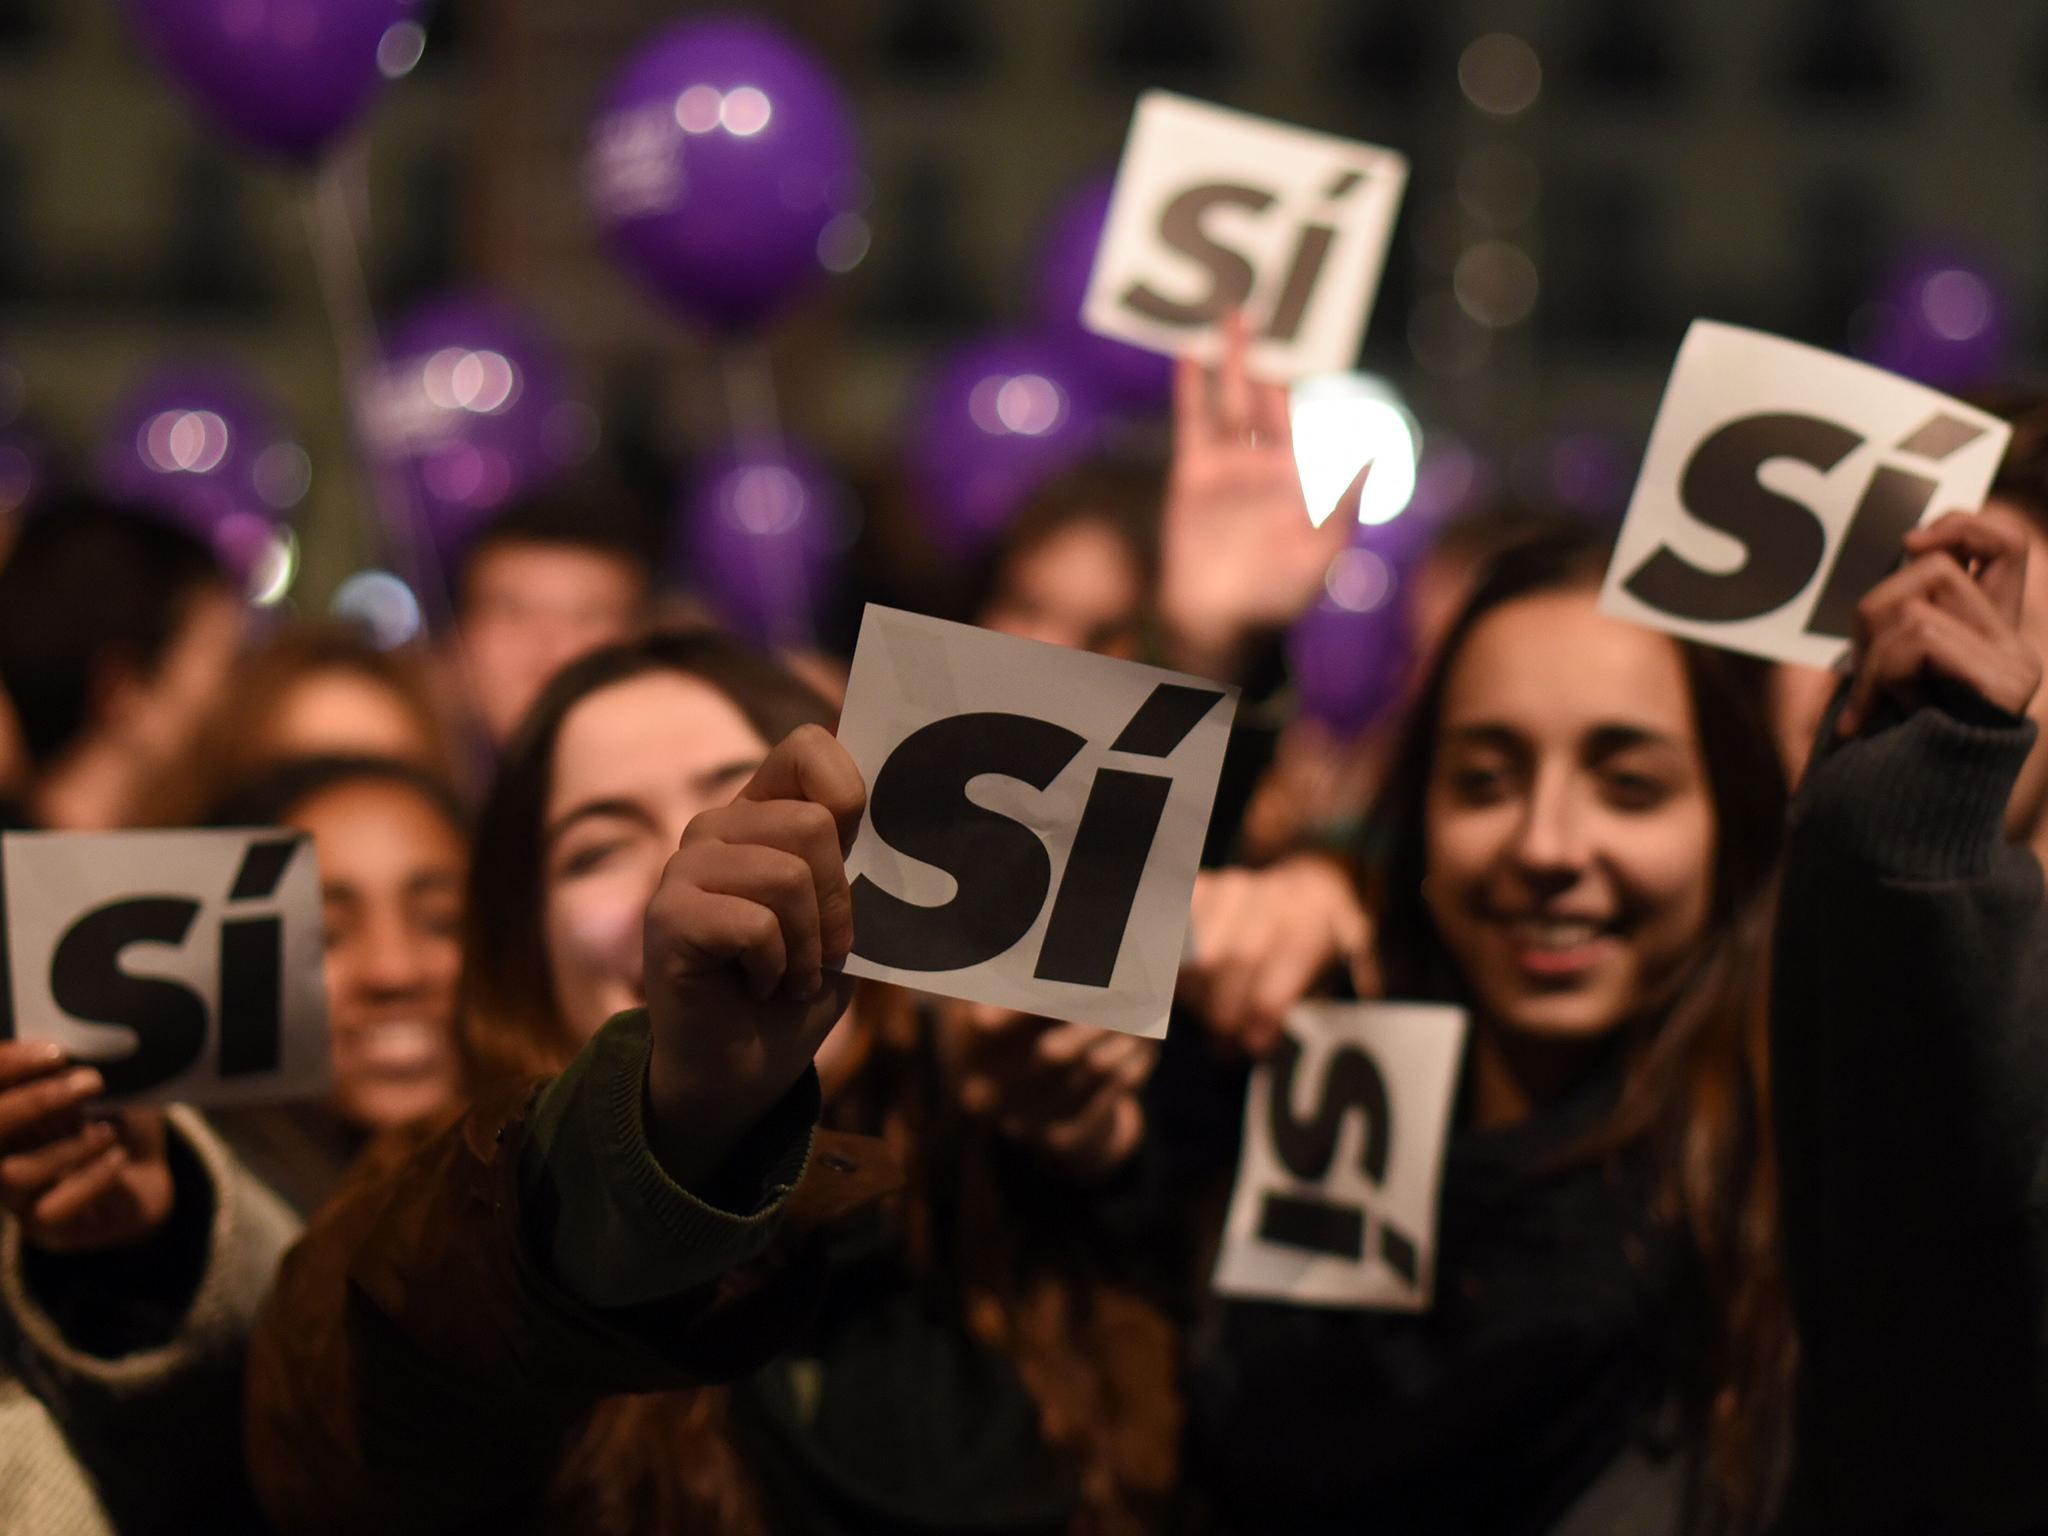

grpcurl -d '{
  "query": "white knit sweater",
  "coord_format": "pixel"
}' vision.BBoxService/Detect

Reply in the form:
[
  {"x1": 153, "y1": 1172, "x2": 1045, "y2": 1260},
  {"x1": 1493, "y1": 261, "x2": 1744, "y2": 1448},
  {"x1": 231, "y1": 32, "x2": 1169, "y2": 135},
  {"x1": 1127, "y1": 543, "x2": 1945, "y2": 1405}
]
[{"x1": 0, "y1": 1106, "x2": 299, "y2": 1535}]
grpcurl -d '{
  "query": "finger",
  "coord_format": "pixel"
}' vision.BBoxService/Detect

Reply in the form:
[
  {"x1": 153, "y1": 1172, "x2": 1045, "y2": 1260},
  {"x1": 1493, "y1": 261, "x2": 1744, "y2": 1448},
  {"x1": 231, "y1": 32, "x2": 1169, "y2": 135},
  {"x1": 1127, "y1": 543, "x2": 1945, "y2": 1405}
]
[
  {"x1": 0, "y1": 1120, "x2": 117, "y2": 1210},
  {"x1": 0, "y1": 1067, "x2": 103, "y2": 1150},
  {"x1": 1036, "y1": 1071, "x2": 1134, "y2": 1162},
  {"x1": 1173, "y1": 353, "x2": 1210, "y2": 446},
  {"x1": 31, "y1": 1144, "x2": 129, "y2": 1230},
  {"x1": 685, "y1": 798, "x2": 854, "y2": 969},
  {"x1": 690, "y1": 844, "x2": 823, "y2": 998},
  {"x1": 1251, "y1": 375, "x2": 1292, "y2": 445},
  {"x1": 1857, "y1": 551, "x2": 2006, "y2": 649},
  {"x1": 1843, "y1": 601, "x2": 2018, "y2": 735},
  {"x1": 1905, "y1": 511, "x2": 2030, "y2": 621},
  {"x1": 738, "y1": 724, "x2": 867, "y2": 854},
  {"x1": 1215, "y1": 309, "x2": 1253, "y2": 440},
  {"x1": 1246, "y1": 940, "x2": 1333, "y2": 1045},
  {"x1": 666, "y1": 886, "x2": 790, "y2": 1002},
  {"x1": 0, "y1": 1041, "x2": 67, "y2": 1092}
]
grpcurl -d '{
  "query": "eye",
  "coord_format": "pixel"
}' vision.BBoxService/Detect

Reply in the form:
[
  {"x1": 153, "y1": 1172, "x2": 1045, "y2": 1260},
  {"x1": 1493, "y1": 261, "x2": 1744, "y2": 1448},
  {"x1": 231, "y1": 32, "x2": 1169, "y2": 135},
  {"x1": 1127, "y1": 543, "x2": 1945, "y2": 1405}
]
[
  {"x1": 1444, "y1": 763, "x2": 1510, "y2": 804},
  {"x1": 1601, "y1": 770, "x2": 1670, "y2": 811},
  {"x1": 558, "y1": 837, "x2": 628, "y2": 879}
]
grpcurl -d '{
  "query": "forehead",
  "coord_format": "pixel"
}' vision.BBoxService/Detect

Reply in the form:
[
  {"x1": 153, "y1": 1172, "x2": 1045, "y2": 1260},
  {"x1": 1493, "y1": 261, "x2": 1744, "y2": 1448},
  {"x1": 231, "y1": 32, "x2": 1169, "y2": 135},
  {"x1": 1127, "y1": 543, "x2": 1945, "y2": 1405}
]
[
  {"x1": 549, "y1": 671, "x2": 767, "y2": 807},
  {"x1": 1439, "y1": 588, "x2": 1696, "y2": 741},
  {"x1": 290, "y1": 780, "x2": 462, "y2": 877},
  {"x1": 469, "y1": 541, "x2": 641, "y2": 604}
]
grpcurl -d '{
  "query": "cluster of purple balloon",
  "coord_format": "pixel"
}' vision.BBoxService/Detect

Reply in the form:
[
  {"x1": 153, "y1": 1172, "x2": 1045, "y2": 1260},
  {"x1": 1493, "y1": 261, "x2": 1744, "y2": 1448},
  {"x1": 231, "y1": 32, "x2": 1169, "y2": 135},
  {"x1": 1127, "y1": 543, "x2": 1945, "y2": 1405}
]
[
  {"x1": 96, "y1": 361, "x2": 310, "y2": 585},
  {"x1": 363, "y1": 293, "x2": 592, "y2": 562},
  {"x1": 906, "y1": 178, "x2": 1174, "y2": 565}
]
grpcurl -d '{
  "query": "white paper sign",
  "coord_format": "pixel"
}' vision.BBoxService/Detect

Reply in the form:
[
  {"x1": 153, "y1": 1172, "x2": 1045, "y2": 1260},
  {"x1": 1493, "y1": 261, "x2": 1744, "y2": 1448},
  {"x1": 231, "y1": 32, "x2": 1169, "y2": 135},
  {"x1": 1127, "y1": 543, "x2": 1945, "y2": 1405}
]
[
  {"x1": 1601, "y1": 321, "x2": 2011, "y2": 669},
  {"x1": 1082, "y1": 91, "x2": 1409, "y2": 380},
  {"x1": 1214, "y1": 1001, "x2": 1466, "y2": 1311},
  {"x1": 836, "y1": 606, "x2": 1238, "y2": 1038},
  {"x1": 0, "y1": 830, "x2": 329, "y2": 1108}
]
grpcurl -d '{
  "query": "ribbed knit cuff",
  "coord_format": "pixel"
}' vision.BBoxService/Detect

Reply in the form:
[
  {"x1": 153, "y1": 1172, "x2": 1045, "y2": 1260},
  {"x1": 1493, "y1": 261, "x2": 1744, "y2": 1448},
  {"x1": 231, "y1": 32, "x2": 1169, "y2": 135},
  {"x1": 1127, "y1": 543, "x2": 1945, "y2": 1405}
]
[
  {"x1": 1797, "y1": 700, "x2": 2037, "y2": 881},
  {"x1": 520, "y1": 1010, "x2": 818, "y2": 1310}
]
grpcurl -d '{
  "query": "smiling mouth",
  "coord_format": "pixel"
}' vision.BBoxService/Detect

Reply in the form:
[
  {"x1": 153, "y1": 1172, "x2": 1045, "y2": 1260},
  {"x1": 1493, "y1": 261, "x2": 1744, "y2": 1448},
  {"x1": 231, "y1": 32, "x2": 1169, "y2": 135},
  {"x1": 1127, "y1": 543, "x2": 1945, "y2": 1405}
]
[
  {"x1": 1504, "y1": 917, "x2": 1612, "y2": 951},
  {"x1": 342, "y1": 1020, "x2": 446, "y2": 1076}
]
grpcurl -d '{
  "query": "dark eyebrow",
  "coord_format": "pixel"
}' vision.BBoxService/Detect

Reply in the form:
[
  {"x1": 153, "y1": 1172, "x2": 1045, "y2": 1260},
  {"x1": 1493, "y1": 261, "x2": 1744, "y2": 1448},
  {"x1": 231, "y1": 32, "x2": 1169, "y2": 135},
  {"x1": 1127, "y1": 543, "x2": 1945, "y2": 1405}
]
[
  {"x1": 1440, "y1": 723, "x2": 1523, "y2": 753},
  {"x1": 544, "y1": 797, "x2": 656, "y2": 851},
  {"x1": 1584, "y1": 724, "x2": 1680, "y2": 761}
]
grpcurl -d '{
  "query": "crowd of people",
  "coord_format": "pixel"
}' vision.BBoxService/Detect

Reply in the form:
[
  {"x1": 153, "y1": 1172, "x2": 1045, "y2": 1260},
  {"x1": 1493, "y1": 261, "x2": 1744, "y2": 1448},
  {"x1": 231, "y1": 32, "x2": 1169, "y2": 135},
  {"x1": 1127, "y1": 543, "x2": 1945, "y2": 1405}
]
[{"x1": 0, "y1": 316, "x2": 2045, "y2": 1536}]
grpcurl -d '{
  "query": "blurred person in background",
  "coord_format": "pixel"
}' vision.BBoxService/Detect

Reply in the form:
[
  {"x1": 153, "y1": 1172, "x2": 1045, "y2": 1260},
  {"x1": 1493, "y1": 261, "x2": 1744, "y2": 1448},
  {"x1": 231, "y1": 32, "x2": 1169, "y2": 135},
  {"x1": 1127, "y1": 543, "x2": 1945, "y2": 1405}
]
[
  {"x1": 145, "y1": 625, "x2": 456, "y2": 824},
  {"x1": 972, "y1": 459, "x2": 1161, "y2": 660},
  {"x1": 248, "y1": 630, "x2": 1170, "y2": 1535},
  {"x1": 205, "y1": 756, "x2": 468, "y2": 1218},
  {"x1": 0, "y1": 495, "x2": 241, "y2": 832},
  {"x1": 450, "y1": 490, "x2": 652, "y2": 748}
]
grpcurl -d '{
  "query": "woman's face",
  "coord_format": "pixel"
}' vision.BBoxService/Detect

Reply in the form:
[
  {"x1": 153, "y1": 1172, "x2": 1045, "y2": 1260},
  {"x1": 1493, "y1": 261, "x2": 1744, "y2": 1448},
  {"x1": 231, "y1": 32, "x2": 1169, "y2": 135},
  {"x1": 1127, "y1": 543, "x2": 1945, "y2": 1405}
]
[
  {"x1": 1423, "y1": 587, "x2": 1716, "y2": 1044},
  {"x1": 291, "y1": 779, "x2": 465, "y2": 1133},
  {"x1": 981, "y1": 518, "x2": 1145, "y2": 658},
  {"x1": 541, "y1": 671, "x2": 769, "y2": 1040}
]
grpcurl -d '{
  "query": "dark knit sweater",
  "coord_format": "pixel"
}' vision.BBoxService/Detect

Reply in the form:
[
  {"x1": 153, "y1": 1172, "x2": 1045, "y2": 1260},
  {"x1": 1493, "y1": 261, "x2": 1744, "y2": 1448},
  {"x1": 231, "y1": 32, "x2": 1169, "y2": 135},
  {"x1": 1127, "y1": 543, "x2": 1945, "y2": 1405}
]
[{"x1": 1771, "y1": 693, "x2": 2048, "y2": 1532}]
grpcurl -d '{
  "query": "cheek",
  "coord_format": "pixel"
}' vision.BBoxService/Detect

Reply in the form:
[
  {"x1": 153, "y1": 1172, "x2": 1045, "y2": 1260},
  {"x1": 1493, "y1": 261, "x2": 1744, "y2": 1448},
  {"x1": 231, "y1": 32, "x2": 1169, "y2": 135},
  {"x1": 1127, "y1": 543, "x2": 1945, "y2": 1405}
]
[
  {"x1": 1604, "y1": 807, "x2": 1715, "y2": 946},
  {"x1": 545, "y1": 877, "x2": 648, "y2": 998},
  {"x1": 1423, "y1": 795, "x2": 1513, "y2": 905}
]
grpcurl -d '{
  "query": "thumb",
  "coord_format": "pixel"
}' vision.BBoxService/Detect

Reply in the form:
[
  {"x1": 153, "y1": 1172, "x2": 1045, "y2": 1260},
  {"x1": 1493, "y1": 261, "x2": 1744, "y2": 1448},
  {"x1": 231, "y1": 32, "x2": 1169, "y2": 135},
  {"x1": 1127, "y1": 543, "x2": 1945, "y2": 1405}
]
[{"x1": 1314, "y1": 459, "x2": 1373, "y2": 535}]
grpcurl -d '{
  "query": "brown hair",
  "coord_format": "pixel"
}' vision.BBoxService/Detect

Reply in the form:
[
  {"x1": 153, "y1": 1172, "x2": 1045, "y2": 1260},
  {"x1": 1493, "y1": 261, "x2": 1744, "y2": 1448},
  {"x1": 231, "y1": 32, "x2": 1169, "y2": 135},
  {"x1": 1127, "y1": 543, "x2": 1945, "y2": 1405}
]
[
  {"x1": 1362, "y1": 527, "x2": 1795, "y2": 1516},
  {"x1": 146, "y1": 624, "x2": 453, "y2": 825},
  {"x1": 457, "y1": 626, "x2": 834, "y2": 1085}
]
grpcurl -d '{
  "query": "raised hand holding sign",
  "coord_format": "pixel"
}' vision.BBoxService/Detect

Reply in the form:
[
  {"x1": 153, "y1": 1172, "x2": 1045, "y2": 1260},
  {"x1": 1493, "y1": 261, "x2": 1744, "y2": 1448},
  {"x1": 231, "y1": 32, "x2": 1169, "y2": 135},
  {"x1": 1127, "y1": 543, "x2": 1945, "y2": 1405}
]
[
  {"x1": 1214, "y1": 1001, "x2": 1465, "y2": 1311},
  {"x1": 1600, "y1": 321, "x2": 2011, "y2": 668},
  {"x1": 1081, "y1": 92, "x2": 1408, "y2": 381},
  {"x1": 836, "y1": 606, "x2": 1238, "y2": 1038}
]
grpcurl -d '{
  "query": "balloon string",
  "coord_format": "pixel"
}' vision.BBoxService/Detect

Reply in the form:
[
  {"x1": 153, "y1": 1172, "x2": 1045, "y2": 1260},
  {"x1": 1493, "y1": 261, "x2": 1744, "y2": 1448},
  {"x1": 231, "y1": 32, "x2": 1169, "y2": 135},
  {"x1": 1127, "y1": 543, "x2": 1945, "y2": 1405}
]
[
  {"x1": 714, "y1": 340, "x2": 812, "y2": 648},
  {"x1": 719, "y1": 340, "x2": 783, "y2": 443},
  {"x1": 301, "y1": 152, "x2": 452, "y2": 631}
]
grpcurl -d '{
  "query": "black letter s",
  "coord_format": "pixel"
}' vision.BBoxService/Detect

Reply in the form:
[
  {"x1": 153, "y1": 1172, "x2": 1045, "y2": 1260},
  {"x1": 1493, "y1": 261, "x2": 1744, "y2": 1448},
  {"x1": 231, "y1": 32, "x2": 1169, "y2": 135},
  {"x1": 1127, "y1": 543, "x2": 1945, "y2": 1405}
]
[
  {"x1": 48, "y1": 898, "x2": 207, "y2": 1097},
  {"x1": 1623, "y1": 412, "x2": 1862, "y2": 624},
  {"x1": 1121, "y1": 182, "x2": 1273, "y2": 326},
  {"x1": 850, "y1": 713, "x2": 1084, "y2": 971}
]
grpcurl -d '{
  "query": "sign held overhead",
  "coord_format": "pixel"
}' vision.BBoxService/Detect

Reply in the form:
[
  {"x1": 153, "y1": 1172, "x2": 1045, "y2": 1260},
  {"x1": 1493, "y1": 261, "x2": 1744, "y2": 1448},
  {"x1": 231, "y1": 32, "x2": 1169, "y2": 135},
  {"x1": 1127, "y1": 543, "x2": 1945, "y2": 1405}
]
[
  {"x1": 1082, "y1": 91, "x2": 1408, "y2": 381},
  {"x1": 1600, "y1": 321, "x2": 2011, "y2": 669}
]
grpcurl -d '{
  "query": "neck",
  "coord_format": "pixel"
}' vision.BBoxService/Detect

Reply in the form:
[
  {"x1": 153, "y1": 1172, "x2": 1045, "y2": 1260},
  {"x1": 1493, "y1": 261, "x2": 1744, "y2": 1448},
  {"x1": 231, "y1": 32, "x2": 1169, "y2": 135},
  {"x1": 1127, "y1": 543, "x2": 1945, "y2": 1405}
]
[
  {"x1": 1467, "y1": 1018, "x2": 1611, "y2": 1132},
  {"x1": 33, "y1": 737, "x2": 142, "y2": 830}
]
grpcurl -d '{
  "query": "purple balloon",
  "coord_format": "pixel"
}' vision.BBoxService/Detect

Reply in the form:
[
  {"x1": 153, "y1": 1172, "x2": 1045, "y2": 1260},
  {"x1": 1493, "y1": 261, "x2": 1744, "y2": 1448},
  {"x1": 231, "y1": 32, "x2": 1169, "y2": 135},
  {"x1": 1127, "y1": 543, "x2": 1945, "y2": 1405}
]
[
  {"x1": 98, "y1": 362, "x2": 308, "y2": 579},
  {"x1": 1288, "y1": 535, "x2": 1412, "y2": 737},
  {"x1": 1854, "y1": 247, "x2": 2012, "y2": 391},
  {"x1": 125, "y1": 0, "x2": 421, "y2": 162},
  {"x1": 1033, "y1": 176, "x2": 1174, "y2": 411},
  {"x1": 588, "y1": 17, "x2": 863, "y2": 332},
  {"x1": 674, "y1": 438, "x2": 848, "y2": 647},
  {"x1": 905, "y1": 332, "x2": 1111, "y2": 563},
  {"x1": 365, "y1": 292, "x2": 587, "y2": 559}
]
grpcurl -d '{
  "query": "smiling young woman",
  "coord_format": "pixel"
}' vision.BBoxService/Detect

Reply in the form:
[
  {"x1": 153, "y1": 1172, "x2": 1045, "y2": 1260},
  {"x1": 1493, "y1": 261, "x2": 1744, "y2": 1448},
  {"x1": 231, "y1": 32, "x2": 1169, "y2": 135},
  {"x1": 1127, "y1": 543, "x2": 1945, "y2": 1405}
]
[{"x1": 1172, "y1": 527, "x2": 1795, "y2": 1534}]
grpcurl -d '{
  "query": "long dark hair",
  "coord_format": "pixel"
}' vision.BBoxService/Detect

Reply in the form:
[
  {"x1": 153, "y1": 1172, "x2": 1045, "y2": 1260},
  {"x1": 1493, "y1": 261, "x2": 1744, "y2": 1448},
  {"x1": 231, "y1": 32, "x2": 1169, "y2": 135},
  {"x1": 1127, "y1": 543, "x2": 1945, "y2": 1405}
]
[
  {"x1": 1362, "y1": 528, "x2": 1794, "y2": 1514},
  {"x1": 458, "y1": 627, "x2": 834, "y2": 1084}
]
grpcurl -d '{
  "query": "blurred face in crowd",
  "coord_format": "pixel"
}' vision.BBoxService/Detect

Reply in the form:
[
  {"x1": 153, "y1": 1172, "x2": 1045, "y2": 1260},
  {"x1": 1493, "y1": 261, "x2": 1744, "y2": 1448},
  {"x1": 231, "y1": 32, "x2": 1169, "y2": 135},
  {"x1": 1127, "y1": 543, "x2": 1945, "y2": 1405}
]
[
  {"x1": 115, "y1": 585, "x2": 244, "y2": 781},
  {"x1": 1980, "y1": 497, "x2": 2048, "y2": 852},
  {"x1": 459, "y1": 540, "x2": 646, "y2": 744},
  {"x1": 291, "y1": 779, "x2": 465, "y2": 1132},
  {"x1": 540, "y1": 671, "x2": 767, "y2": 1037},
  {"x1": 980, "y1": 517, "x2": 1145, "y2": 658},
  {"x1": 1424, "y1": 586, "x2": 1716, "y2": 1047},
  {"x1": 262, "y1": 667, "x2": 437, "y2": 767}
]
